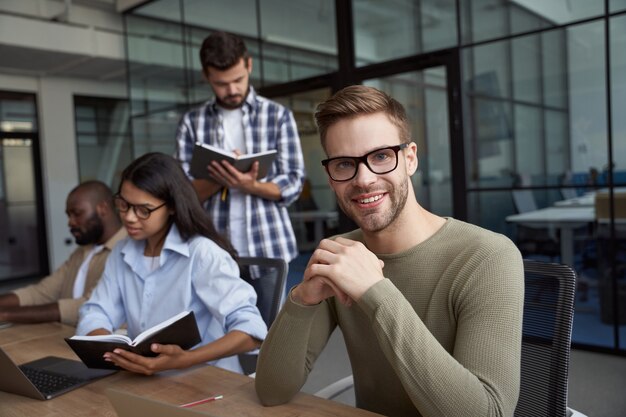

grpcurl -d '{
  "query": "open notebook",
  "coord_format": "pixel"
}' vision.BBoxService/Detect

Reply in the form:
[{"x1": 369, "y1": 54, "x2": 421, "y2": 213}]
[{"x1": 0, "y1": 346, "x2": 115, "y2": 400}]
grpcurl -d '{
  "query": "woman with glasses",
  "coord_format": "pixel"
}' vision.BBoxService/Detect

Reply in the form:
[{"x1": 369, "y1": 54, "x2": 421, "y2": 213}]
[{"x1": 76, "y1": 152, "x2": 266, "y2": 375}]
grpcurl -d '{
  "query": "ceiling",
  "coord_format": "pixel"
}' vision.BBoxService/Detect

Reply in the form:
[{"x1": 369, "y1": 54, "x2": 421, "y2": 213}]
[
  {"x1": 0, "y1": 0, "x2": 127, "y2": 83},
  {"x1": 0, "y1": 43, "x2": 127, "y2": 82}
]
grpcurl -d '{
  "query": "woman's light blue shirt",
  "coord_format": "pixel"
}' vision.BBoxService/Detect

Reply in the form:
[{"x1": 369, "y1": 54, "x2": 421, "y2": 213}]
[{"x1": 77, "y1": 224, "x2": 267, "y2": 373}]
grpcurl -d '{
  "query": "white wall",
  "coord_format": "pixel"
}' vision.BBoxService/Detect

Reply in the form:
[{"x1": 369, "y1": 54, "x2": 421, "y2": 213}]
[{"x1": 0, "y1": 73, "x2": 126, "y2": 270}]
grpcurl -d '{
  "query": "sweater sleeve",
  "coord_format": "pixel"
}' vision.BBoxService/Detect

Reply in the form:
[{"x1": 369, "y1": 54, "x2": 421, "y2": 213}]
[
  {"x1": 57, "y1": 297, "x2": 87, "y2": 326},
  {"x1": 14, "y1": 248, "x2": 85, "y2": 325},
  {"x1": 358, "y1": 244, "x2": 524, "y2": 417},
  {"x1": 255, "y1": 290, "x2": 337, "y2": 405}
]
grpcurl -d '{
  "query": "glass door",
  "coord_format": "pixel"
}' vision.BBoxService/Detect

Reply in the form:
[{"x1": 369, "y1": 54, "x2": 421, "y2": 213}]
[
  {"x1": 273, "y1": 88, "x2": 337, "y2": 252},
  {"x1": 0, "y1": 91, "x2": 47, "y2": 282},
  {"x1": 363, "y1": 65, "x2": 455, "y2": 217}
]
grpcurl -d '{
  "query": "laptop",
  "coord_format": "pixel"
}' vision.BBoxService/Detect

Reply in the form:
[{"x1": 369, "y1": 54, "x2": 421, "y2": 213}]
[
  {"x1": 0, "y1": 346, "x2": 116, "y2": 400},
  {"x1": 107, "y1": 389, "x2": 218, "y2": 417}
]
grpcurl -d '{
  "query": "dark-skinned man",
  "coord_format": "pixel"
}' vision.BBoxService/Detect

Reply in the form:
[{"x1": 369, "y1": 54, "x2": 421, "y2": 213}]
[{"x1": 0, "y1": 181, "x2": 125, "y2": 325}]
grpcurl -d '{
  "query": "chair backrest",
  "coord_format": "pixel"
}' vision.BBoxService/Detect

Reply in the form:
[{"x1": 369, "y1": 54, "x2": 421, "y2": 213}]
[
  {"x1": 513, "y1": 190, "x2": 538, "y2": 213},
  {"x1": 560, "y1": 188, "x2": 579, "y2": 200},
  {"x1": 515, "y1": 260, "x2": 576, "y2": 417},
  {"x1": 237, "y1": 256, "x2": 287, "y2": 327},
  {"x1": 236, "y1": 256, "x2": 287, "y2": 375}
]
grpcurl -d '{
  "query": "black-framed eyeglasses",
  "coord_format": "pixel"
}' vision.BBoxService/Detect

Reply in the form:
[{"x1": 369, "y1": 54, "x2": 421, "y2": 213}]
[
  {"x1": 321, "y1": 143, "x2": 410, "y2": 182},
  {"x1": 114, "y1": 195, "x2": 167, "y2": 220}
]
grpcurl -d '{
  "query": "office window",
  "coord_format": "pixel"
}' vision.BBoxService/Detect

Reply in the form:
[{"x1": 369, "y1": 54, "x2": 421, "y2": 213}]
[
  {"x1": 567, "y1": 21, "x2": 608, "y2": 183},
  {"x1": 0, "y1": 92, "x2": 46, "y2": 281},
  {"x1": 74, "y1": 96, "x2": 132, "y2": 189},
  {"x1": 542, "y1": 29, "x2": 568, "y2": 108},
  {"x1": 463, "y1": 28, "x2": 575, "y2": 190},
  {"x1": 467, "y1": 189, "x2": 515, "y2": 234},
  {"x1": 353, "y1": 0, "x2": 456, "y2": 67},
  {"x1": 463, "y1": 40, "x2": 514, "y2": 190},
  {"x1": 461, "y1": 0, "x2": 604, "y2": 45},
  {"x1": 611, "y1": 0, "x2": 626, "y2": 12},
  {"x1": 0, "y1": 92, "x2": 37, "y2": 132},
  {"x1": 464, "y1": 20, "x2": 620, "y2": 348},
  {"x1": 273, "y1": 88, "x2": 337, "y2": 251},
  {"x1": 365, "y1": 68, "x2": 453, "y2": 217},
  {"x1": 513, "y1": 104, "x2": 542, "y2": 179},
  {"x1": 119, "y1": 0, "x2": 626, "y2": 353},
  {"x1": 126, "y1": 12, "x2": 187, "y2": 119},
  {"x1": 125, "y1": 0, "x2": 338, "y2": 155},
  {"x1": 131, "y1": 107, "x2": 182, "y2": 156},
  {"x1": 612, "y1": 15, "x2": 626, "y2": 181},
  {"x1": 182, "y1": 0, "x2": 258, "y2": 36},
  {"x1": 512, "y1": 34, "x2": 541, "y2": 103},
  {"x1": 610, "y1": 14, "x2": 626, "y2": 342},
  {"x1": 258, "y1": 0, "x2": 338, "y2": 85}
]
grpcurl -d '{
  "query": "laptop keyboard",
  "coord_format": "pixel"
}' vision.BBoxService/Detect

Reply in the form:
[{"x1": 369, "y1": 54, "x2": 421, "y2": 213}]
[{"x1": 20, "y1": 366, "x2": 84, "y2": 396}]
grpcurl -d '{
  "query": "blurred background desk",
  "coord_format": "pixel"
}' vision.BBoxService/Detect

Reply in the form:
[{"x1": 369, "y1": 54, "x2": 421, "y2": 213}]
[
  {"x1": 290, "y1": 210, "x2": 339, "y2": 251},
  {"x1": 506, "y1": 206, "x2": 594, "y2": 267},
  {"x1": 0, "y1": 323, "x2": 382, "y2": 417},
  {"x1": 553, "y1": 192, "x2": 595, "y2": 208}
]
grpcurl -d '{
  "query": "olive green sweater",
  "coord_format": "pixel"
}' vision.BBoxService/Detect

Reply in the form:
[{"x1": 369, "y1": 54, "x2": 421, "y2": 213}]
[{"x1": 255, "y1": 218, "x2": 524, "y2": 417}]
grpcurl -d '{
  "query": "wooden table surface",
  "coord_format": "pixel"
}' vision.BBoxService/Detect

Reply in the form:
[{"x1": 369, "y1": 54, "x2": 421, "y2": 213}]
[{"x1": 0, "y1": 323, "x2": 381, "y2": 417}]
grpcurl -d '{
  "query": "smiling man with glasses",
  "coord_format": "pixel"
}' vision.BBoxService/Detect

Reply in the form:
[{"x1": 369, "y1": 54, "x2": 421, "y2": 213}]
[{"x1": 255, "y1": 85, "x2": 525, "y2": 417}]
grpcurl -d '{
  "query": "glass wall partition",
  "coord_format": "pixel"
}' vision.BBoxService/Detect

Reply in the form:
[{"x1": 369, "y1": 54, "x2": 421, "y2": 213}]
[
  {"x1": 352, "y1": 0, "x2": 457, "y2": 66},
  {"x1": 364, "y1": 68, "x2": 453, "y2": 217},
  {"x1": 0, "y1": 92, "x2": 47, "y2": 282},
  {"x1": 612, "y1": 0, "x2": 626, "y2": 13},
  {"x1": 273, "y1": 88, "x2": 336, "y2": 252},
  {"x1": 462, "y1": 15, "x2": 626, "y2": 348},
  {"x1": 610, "y1": 14, "x2": 626, "y2": 347},
  {"x1": 125, "y1": 6, "x2": 188, "y2": 156},
  {"x1": 74, "y1": 96, "x2": 132, "y2": 189},
  {"x1": 461, "y1": 0, "x2": 605, "y2": 45},
  {"x1": 124, "y1": 0, "x2": 626, "y2": 353},
  {"x1": 125, "y1": 0, "x2": 338, "y2": 155}
]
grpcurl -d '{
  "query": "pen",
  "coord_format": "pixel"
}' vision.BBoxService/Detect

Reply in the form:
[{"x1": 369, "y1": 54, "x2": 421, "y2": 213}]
[
  {"x1": 180, "y1": 394, "x2": 223, "y2": 408},
  {"x1": 221, "y1": 187, "x2": 228, "y2": 201}
]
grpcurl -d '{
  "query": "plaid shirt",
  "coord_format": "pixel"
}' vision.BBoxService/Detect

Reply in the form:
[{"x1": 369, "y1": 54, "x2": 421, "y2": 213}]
[{"x1": 175, "y1": 87, "x2": 305, "y2": 264}]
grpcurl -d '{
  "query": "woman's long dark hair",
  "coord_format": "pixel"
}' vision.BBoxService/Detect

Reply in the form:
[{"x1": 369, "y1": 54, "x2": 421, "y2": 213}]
[{"x1": 119, "y1": 152, "x2": 238, "y2": 260}]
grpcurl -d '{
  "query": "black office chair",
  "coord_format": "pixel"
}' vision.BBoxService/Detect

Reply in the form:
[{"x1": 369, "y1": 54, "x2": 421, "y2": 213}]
[
  {"x1": 236, "y1": 256, "x2": 287, "y2": 375},
  {"x1": 516, "y1": 260, "x2": 584, "y2": 417},
  {"x1": 315, "y1": 260, "x2": 586, "y2": 416}
]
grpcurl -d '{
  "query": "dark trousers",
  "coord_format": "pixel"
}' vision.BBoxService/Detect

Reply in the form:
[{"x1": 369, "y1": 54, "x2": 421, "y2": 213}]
[{"x1": 240, "y1": 266, "x2": 285, "y2": 326}]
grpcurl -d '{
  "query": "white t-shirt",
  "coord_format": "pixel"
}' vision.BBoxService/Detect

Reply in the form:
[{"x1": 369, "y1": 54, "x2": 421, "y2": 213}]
[
  {"x1": 219, "y1": 106, "x2": 248, "y2": 256},
  {"x1": 143, "y1": 255, "x2": 160, "y2": 273},
  {"x1": 73, "y1": 244, "x2": 104, "y2": 298}
]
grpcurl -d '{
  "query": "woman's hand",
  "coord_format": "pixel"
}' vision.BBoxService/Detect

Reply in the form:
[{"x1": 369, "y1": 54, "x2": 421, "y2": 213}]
[{"x1": 103, "y1": 343, "x2": 190, "y2": 375}]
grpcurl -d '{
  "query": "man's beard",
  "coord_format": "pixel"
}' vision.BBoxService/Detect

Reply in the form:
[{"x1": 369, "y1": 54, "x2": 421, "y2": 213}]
[
  {"x1": 216, "y1": 85, "x2": 250, "y2": 110},
  {"x1": 71, "y1": 212, "x2": 104, "y2": 245},
  {"x1": 338, "y1": 179, "x2": 409, "y2": 233}
]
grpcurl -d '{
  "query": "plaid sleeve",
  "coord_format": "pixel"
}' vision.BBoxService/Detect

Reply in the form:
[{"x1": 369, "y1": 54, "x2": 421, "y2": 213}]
[
  {"x1": 174, "y1": 112, "x2": 196, "y2": 177},
  {"x1": 271, "y1": 109, "x2": 305, "y2": 207}
]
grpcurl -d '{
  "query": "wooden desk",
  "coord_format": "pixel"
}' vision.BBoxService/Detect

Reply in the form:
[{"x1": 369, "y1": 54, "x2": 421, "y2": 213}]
[{"x1": 0, "y1": 323, "x2": 381, "y2": 417}]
